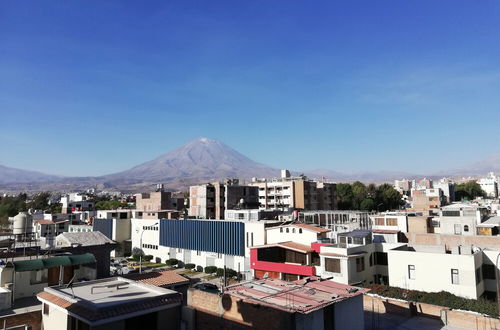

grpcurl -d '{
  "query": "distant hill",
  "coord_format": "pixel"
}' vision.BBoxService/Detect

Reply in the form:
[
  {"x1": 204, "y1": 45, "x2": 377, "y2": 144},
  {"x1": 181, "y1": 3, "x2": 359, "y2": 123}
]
[
  {"x1": 2, "y1": 139, "x2": 499, "y2": 192},
  {"x1": 101, "y1": 138, "x2": 280, "y2": 184},
  {"x1": 0, "y1": 164, "x2": 62, "y2": 184}
]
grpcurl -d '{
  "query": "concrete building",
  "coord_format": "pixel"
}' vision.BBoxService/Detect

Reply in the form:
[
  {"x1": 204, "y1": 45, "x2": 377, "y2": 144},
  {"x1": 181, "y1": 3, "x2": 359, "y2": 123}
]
[
  {"x1": 409, "y1": 188, "x2": 445, "y2": 215},
  {"x1": 298, "y1": 210, "x2": 372, "y2": 243},
  {"x1": 189, "y1": 180, "x2": 259, "y2": 219},
  {"x1": 394, "y1": 179, "x2": 413, "y2": 196},
  {"x1": 37, "y1": 277, "x2": 182, "y2": 330},
  {"x1": 187, "y1": 277, "x2": 368, "y2": 330},
  {"x1": 131, "y1": 218, "x2": 279, "y2": 279},
  {"x1": 249, "y1": 171, "x2": 337, "y2": 211},
  {"x1": 387, "y1": 244, "x2": 484, "y2": 299},
  {"x1": 434, "y1": 178, "x2": 456, "y2": 203},
  {"x1": 0, "y1": 253, "x2": 97, "y2": 304},
  {"x1": 224, "y1": 209, "x2": 283, "y2": 221},
  {"x1": 136, "y1": 191, "x2": 173, "y2": 211},
  {"x1": 436, "y1": 203, "x2": 489, "y2": 236},
  {"x1": 33, "y1": 219, "x2": 70, "y2": 239},
  {"x1": 478, "y1": 172, "x2": 499, "y2": 198}
]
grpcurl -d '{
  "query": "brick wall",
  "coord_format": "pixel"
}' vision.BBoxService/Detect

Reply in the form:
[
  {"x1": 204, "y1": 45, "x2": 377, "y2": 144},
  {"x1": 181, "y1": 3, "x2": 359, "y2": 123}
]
[
  {"x1": 404, "y1": 232, "x2": 500, "y2": 249},
  {"x1": 0, "y1": 311, "x2": 42, "y2": 330}
]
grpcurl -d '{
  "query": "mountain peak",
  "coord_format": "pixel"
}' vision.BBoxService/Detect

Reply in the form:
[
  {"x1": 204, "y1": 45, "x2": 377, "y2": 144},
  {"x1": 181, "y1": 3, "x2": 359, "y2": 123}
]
[{"x1": 104, "y1": 138, "x2": 279, "y2": 183}]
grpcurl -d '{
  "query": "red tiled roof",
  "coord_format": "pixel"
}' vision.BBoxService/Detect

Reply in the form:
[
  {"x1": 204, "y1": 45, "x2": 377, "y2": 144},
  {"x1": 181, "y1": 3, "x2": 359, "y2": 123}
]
[
  {"x1": 293, "y1": 223, "x2": 330, "y2": 233},
  {"x1": 123, "y1": 270, "x2": 189, "y2": 287},
  {"x1": 277, "y1": 241, "x2": 315, "y2": 253},
  {"x1": 372, "y1": 229, "x2": 400, "y2": 234}
]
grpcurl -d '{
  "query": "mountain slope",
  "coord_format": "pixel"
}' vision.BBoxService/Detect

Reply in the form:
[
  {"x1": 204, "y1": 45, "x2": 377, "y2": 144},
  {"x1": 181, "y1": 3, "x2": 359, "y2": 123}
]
[
  {"x1": 0, "y1": 164, "x2": 62, "y2": 184},
  {"x1": 103, "y1": 138, "x2": 280, "y2": 182}
]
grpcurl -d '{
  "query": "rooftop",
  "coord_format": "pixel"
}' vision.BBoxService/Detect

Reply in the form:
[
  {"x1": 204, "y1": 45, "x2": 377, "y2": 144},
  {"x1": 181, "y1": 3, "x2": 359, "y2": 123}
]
[
  {"x1": 123, "y1": 270, "x2": 189, "y2": 287},
  {"x1": 57, "y1": 231, "x2": 115, "y2": 247},
  {"x1": 251, "y1": 241, "x2": 314, "y2": 253},
  {"x1": 37, "y1": 277, "x2": 181, "y2": 326},
  {"x1": 224, "y1": 277, "x2": 368, "y2": 314}
]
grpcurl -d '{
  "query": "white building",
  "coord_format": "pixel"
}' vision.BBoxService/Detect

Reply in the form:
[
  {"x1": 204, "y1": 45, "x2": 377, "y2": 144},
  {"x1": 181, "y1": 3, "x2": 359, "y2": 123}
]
[
  {"x1": 130, "y1": 218, "x2": 279, "y2": 278},
  {"x1": 387, "y1": 244, "x2": 484, "y2": 299},
  {"x1": 478, "y1": 172, "x2": 499, "y2": 198},
  {"x1": 437, "y1": 203, "x2": 489, "y2": 236}
]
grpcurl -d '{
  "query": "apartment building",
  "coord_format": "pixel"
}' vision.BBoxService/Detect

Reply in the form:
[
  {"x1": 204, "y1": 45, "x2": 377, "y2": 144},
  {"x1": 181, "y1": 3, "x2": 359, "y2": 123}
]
[
  {"x1": 478, "y1": 172, "x2": 499, "y2": 198},
  {"x1": 434, "y1": 178, "x2": 456, "y2": 203},
  {"x1": 249, "y1": 170, "x2": 337, "y2": 211},
  {"x1": 189, "y1": 179, "x2": 259, "y2": 219},
  {"x1": 409, "y1": 188, "x2": 445, "y2": 214},
  {"x1": 136, "y1": 191, "x2": 173, "y2": 211}
]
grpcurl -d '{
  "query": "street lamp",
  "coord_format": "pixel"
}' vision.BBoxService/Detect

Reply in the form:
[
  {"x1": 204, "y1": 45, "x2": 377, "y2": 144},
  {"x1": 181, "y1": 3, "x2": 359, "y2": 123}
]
[{"x1": 139, "y1": 222, "x2": 158, "y2": 274}]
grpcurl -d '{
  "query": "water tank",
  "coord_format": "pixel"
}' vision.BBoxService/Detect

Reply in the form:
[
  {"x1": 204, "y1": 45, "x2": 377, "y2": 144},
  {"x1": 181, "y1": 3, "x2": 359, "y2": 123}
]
[{"x1": 12, "y1": 212, "x2": 33, "y2": 235}]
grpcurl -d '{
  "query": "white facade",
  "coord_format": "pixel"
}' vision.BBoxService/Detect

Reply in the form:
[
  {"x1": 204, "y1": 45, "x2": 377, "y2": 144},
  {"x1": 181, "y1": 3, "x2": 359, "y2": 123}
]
[
  {"x1": 266, "y1": 224, "x2": 328, "y2": 246},
  {"x1": 130, "y1": 219, "x2": 271, "y2": 278},
  {"x1": 478, "y1": 173, "x2": 499, "y2": 198},
  {"x1": 371, "y1": 213, "x2": 408, "y2": 233},
  {"x1": 437, "y1": 203, "x2": 488, "y2": 236},
  {"x1": 387, "y1": 245, "x2": 484, "y2": 299}
]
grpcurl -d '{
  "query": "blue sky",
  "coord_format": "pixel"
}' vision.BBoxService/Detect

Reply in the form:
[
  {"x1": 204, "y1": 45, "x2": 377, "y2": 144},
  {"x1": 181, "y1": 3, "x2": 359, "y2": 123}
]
[{"x1": 1, "y1": 1, "x2": 499, "y2": 176}]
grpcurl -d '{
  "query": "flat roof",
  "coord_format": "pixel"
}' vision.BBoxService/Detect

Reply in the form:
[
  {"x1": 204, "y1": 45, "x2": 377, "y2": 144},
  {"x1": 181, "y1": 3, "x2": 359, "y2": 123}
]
[{"x1": 37, "y1": 277, "x2": 181, "y2": 326}]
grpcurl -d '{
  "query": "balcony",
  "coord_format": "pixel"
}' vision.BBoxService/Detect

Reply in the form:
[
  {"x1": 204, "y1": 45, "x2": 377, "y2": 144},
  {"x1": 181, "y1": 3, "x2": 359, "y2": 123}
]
[{"x1": 250, "y1": 250, "x2": 315, "y2": 276}]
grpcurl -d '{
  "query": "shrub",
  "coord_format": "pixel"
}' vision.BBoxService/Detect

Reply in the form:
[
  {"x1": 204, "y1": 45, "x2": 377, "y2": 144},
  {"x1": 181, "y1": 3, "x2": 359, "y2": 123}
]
[
  {"x1": 204, "y1": 266, "x2": 217, "y2": 274},
  {"x1": 165, "y1": 258, "x2": 178, "y2": 266},
  {"x1": 369, "y1": 285, "x2": 498, "y2": 317},
  {"x1": 196, "y1": 265, "x2": 203, "y2": 272},
  {"x1": 226, "y1": 268, "x2": 237, "y2": 278},
  {"x1": 131, "y1": 254, "x2": 141, "y2": 262},
  {"x1": 185, "y1": 263, "x2": 196, "y2": 270},
  {"x1": 144, "y1": 255, "x2": 154, "y2": 262},
  {"x1": 216, "y1": 268, "x2": 225, "y2": 277}
]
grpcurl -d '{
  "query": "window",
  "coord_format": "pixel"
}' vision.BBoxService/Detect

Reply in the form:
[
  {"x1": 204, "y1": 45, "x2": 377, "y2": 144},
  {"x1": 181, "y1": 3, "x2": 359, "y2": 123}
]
[
  {"x1": 196, "y1": 250, "x2": 201, "y2": 256},
  {"x1": 443, "y1": 210, "x2": 461, "y2": 217},
  {"x1": 386, "y1": 218, "x2": 398, "y2": 226},
  {"x1": 286, "y1": 228, "x2": 289, "y2": 233},
  {"x1": 454, "y1": 224, "x2": 462, "y2": 235},
  {"x1": 374, "y1": 252, "x2": 388, "y2": 266},
  {"x1": 177, "y1": 248, "x2": 182, "y2": 253},
  {"x1": 43, "y1": 303, "x2": 49, "y2": 315},
  {"x1": 482, "y1": 264, "x2": 496, "y2": 280},
  {"x1": 408, "y1": 265, "x2": 416, "y2": 279},
  {"x1": 251, "y1": 233, "x2": 254, "y2": 247},
  {"x1": 356, "y1": 257, "x2": 365, "y2": 272},
  {"x1": 375, "y1": 218, "x2": 385, "y2": 226},
  {"x1": 217, "y1": 253, "x2": 222, "y2": 259},
  {"x1": 246, "y1": 232, "x2": 249, "y2": 248},
  {"x1": 325, "y1": 258, "x2": 341, "y2": 273},
  {"x1": 369, "y1": 253, "x2": 373, "y2": 267},
  {"x1": 464, "y1": 225, "x2": 469, "y2": 232},
  {"x1": 476, "y1": 267, "x2": 482, "y2": 284},
  {"x1": 451, "y1": 269, "x2": 459, "y2": 284},
  {"x1": 299, "y1": 229, "x2": 302, "y2": 234},
  {"x1": 292, "y1": 228, "x2": 296, "y2": 233},
  {"x1": 280, "y1": 228, "x2": 283, "y2": 233}
]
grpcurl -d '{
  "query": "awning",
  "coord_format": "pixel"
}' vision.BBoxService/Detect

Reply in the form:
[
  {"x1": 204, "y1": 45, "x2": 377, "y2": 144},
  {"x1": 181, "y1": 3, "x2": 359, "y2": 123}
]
[
  {"x1": 13, "y1": 259, "x2": 45, "y2": 272},
  {"x1": 69, "y1": 253, "x2": 96, "y2": 266},
  {"x1": 13, "y1": 253, "x2": 96, "y2": 272},
  {"x1": 42, "y1": 256, "x2": 72, "y2": 269}
]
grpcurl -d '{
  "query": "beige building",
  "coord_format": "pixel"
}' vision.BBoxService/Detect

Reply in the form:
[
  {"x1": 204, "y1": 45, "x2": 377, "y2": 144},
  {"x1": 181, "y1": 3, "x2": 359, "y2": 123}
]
[
  {"x1": 135, "y1": 191, "x2": 173, "y2": 211},
  {"x1": 249, "y1": 171, "x2": 337, "y2": 211},
  {"x1": 189, "y1": 179, "x2": 259, "y2": 219}
]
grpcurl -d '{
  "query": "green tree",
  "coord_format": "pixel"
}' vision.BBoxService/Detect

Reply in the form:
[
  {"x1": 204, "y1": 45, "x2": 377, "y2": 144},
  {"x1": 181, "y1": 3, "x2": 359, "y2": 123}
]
[
  {"x1": 455, "y1": 182, "x2": 485, "y2": 201},
  {"x1": 360, "y1": 198, "x2": 376, "y2": 211},
  {"x1": 336, "y1": 183, "x2": 354, "y2": 210},
  {"x1": 28, "y1": 192, "x2": 51, "y2": 211},
  {"x1": 351, "y1": 181, "x2": 367, "y2": 209}
]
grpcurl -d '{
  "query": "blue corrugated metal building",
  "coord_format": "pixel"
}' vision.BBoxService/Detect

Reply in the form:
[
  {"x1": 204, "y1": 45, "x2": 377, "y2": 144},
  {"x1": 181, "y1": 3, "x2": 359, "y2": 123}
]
[{"x1": 159, "y1": 219, "x2": 245, "y2": 256}]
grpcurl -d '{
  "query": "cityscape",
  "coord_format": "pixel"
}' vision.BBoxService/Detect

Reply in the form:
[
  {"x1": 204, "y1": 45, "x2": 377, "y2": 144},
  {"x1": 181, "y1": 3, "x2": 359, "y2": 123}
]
[{"x1": 1, "y1": 1, "x2": 500, "y2": 330}]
